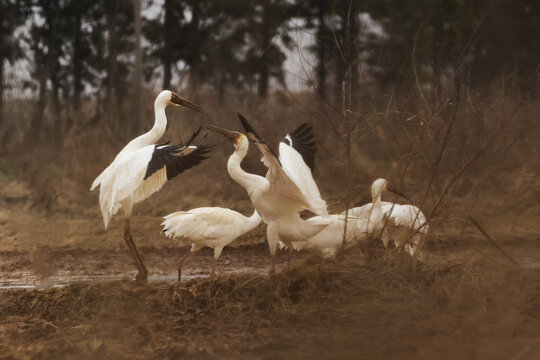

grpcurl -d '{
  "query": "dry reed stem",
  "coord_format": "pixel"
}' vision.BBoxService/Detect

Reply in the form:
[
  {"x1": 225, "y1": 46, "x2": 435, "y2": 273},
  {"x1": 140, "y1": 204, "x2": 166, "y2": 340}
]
[{"x1": 469, "y1": 216, "x2": 520, "y2": 267}]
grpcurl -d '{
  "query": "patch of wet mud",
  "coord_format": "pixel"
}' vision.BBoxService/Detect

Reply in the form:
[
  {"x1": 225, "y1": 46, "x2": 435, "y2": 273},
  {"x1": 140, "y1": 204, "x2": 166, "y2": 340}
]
[{"x1": 0, "y1": 243, "x2": 297, "y2": 290}]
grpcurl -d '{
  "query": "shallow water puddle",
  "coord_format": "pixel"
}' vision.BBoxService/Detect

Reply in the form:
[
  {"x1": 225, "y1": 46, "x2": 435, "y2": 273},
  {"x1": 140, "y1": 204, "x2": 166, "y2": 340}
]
[{"x1": 0, "y1": 273, "x2": 208, "y2": 291}]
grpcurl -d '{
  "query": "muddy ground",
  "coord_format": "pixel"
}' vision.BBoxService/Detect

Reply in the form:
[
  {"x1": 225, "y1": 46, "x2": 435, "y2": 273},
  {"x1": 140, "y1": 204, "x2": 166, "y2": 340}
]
[
  {"x1": 1, "y1": 207, "x2": 540, "y2": 359},
  {"x1": 1, "y1": 244, "x2": 540, "y2": 359}
]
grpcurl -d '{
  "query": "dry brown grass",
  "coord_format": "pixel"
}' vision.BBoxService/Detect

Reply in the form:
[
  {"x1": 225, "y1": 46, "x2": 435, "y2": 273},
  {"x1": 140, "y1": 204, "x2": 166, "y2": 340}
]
[{"x1": 1, "y1": 246, "x2": 540, "y2": 359}]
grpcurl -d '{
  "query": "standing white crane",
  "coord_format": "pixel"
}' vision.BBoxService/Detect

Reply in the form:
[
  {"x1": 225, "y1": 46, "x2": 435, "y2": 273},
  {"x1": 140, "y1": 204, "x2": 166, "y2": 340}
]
[
  {"x1": 162, "y1": 207, "x2": 261, "y2": 280},
  {"x1": 90, "y1": 90, "x2": 212, "y2": 282},
  {"x1": 205, "y1": 114, "x2": 329, "y2": 273},
  {"x1": 280, "y1": 179, "x2": 410, "y2": 257},
  {"x1": 344, "y1": 178, "x2": 428, "y2": 255}
]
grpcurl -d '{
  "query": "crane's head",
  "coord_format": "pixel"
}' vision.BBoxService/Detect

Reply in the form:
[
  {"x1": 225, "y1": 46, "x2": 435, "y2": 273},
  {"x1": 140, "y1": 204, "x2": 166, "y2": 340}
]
[
  {"x1": 155, "y1": 90, "x2": 204, "y2": 112},
  {"x1": 205, "y1": 125, "x2": 248, "y2": 151},
  {"x1": 372, "y1": 178, "x2": 411, "y2": 202}
]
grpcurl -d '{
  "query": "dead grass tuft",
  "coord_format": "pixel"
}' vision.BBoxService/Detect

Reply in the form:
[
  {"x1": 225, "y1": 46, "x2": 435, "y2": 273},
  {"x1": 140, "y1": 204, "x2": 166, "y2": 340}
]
[{"x1": 1, "y1": 246, "x2": 540, "y2": 358}]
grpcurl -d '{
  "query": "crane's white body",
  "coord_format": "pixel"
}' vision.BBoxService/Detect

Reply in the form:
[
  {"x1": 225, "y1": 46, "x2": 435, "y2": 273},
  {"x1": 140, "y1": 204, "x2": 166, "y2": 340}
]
[
  {"x1": 345, "y1": 202, "x2": 428, "y2": 255},
  {"x1": 280, "y1": 178, "x2": 428, "y2": 257},
  {"x1": 91, "y1": 91, "x2": 173, "y2": 229},
  {"x1": 225, "y1": 131, "x2": 329, "y2": 258},
  {"x1": 281, "y1": 213, "x2": 371, "y2": 258},
  {"x1": 93, "y1": 145, "x2": 169, "y2": 229},
  {"x1": 279, "y1": 179, "x2": 389, "y2": 257},
  {"x1": 162, "y1": 207, "x2": 261, "y2": 262}
]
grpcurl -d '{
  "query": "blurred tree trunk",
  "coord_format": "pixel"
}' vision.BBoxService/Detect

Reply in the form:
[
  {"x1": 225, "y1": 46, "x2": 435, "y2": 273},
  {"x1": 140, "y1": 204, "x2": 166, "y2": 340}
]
[
  {"x1": 188, "y1": 0, "x2": 201, "y2": 91},
  {"x1": 315, "y1": 2, "x2": 327, "y2": 99},
  {"x1": 258, "y1": 65, "x2": 269, "y2": 98},
  {"x1": 105, "y1": 0, "x2": 119, "y2": 130},
  {"x1": 257, "y1": 3, "x2": 271, "y2": 98},
  {"x1": 44, "y1": 1, "x2": 61, "y2": 119},
  {"x1": 0, "y1": 5, "x2": 4, "y2": 128},
  {"x1": 348, "y1": 2, "x2": 360, "y2": 101},
  {"x1": 32, "y1": 72, "x2": 47, "y2": 136},
  {"x1": 162, "y1": 0, "x2": 173, "y2": 89},
  {"x1": 336, "y1": 0, "x2": 360, "y2": 104},
  {"x1": 132, "y1": 0, "x2": 142, "y2": 134},
  {"x1": 0, "y1": 59, "x2": 3, "y2": 127},
  {"x1": 72, "y1": 12, "x2": 83, "y2": 111},
  {"x1": 431, "y1": 6, "x2": 443, "y2": 106}
]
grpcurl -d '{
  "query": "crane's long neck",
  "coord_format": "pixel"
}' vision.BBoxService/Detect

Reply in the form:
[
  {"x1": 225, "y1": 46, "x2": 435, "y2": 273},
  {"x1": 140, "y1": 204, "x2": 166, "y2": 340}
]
[
  {"x1": 132, "y1": 102, "x2": 168, "y2": 148},
  {"x1": 370, "y1": 190, "x2": 384, "y2": 232},
  {"x1": 243, "y1": 209, "x2": 262, "y2": 233},
  {"x1": 146, "y1": 103, "x2": 167, "y2": 144},
  {"x1": 227, "y1": 147, "x2": 253, "y2": 190},
  {"x1": 114, "y1": 98, "x2": 169, "y2": 160}
]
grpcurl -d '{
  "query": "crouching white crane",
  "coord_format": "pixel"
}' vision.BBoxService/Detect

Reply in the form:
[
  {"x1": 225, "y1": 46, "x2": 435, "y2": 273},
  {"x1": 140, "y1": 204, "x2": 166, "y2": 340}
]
[
  {"x1": 205, "y1": 114, "x2": 329, "y2": 273},
  {"x1": 281, "y1": 179, "x2": 410, "y2": 257},
  {"x1": 162, "y1": 207, "x2": 261, "y2": 280},
  {"x1": 91, "y1": 90, "x2": 212, "y2": 282},
  {"x1": 344, "y1": 178, "x2": 428, "y2": 255},
  {"x1": 279, "y1": 213, "x2": 368, "y2": 258}
]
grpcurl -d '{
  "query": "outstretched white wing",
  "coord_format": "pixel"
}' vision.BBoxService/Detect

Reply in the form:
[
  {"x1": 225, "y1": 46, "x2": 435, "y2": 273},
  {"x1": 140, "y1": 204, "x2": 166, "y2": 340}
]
[
  {"x1": 279, "y1": 123, "x2": 327, "y2": 215},
  {"x1": 238, "y1": 114, "x2": 326, "y2": 216}
]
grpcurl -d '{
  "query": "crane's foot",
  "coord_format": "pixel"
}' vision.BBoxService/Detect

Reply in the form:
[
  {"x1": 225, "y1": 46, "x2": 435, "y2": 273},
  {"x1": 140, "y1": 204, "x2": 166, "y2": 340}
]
[
  {"x1": 178, "y1": 265, "x2": 182, "y2": 282},
  {"x1": 268, "y1": 268, "x2": 275, "y2": 275},
  {"x1": 210, "y1": 258, "x2": 217, "y2": 279},
  {"x1": 269, "y1": 259, "x2": 276, "y2": 275},
  {"x1": 135, "y1": 269, "x2": 148, "y2": 283}
]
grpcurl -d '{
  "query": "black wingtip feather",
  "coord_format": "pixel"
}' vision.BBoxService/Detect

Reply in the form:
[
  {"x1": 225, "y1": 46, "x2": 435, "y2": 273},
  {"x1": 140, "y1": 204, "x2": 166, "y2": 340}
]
[
  {"x1": 144, "y1": 140, "x2": 215, "y2": 181},
  {"x1": 238, "y1": 113, "x2": 261, "y2": 141},
  {"x1": 186, "y1": 127, "x2": 202, "y2": 145},
  {"x1": 285, "y1": 122, "x2": 318, "y2": 172},
  {"x1": 237, "y1": 113, "x2": 251, "y2": 131},
  {"x1": 238, "y1": 113, "x2": 282, "y2": 166}
]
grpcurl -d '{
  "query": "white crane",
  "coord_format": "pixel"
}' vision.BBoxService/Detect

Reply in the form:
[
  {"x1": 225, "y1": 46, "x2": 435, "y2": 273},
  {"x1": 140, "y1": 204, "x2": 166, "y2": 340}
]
[
  {"x1": 344, "y1": 178, "x2": 428, "y2": 255},
  {"x1": 205, "y1": 114, "x2": 329, "y2": 273},
  {"x1": 280, "y1": 179, "x2": 409, "y2": 257},
  {"x1": 279, "y1": 213, "x2": 369, "y2": 258},
  {"x1": 90, "y1": 90, "x2": 212, "y2": 282},
  {"x1": 162, "y1": 207, "x2": 261, "y2": 280}
]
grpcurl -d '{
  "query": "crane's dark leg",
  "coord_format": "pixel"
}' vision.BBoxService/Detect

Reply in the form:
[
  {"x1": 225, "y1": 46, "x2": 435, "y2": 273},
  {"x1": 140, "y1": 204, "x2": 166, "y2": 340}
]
[
  {"x1": 177, "y1": 251, "x2": 191, "y2": 281},
  {"x1": 210, "y1": 258, "x2": 216, "y2": 278},
  {"x1": 270, "y1": 257, "x2": 276, "y2": 274},
  {"x1": 124, "y1": 219, "x2": 148, "y2": 282}
]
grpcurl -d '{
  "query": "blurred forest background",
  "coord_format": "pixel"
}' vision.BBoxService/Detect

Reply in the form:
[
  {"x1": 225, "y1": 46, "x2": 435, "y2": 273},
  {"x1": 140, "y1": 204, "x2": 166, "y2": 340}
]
[{"x1": 0, "y1": 0, "x2": 539, "y2": 247}]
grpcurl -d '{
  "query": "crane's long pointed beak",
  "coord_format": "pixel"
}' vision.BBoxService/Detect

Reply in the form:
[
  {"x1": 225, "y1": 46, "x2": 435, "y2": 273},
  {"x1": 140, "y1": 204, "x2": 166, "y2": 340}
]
[
  {"x1": 204, "y1": 124, "x2": 237, "y2": 141},
  {"x1": 387, "y1": 183, "x2": 411, "y2": 202},
  {"x1": 171, "y1": 92, "x2": 204, "y2": 112}
]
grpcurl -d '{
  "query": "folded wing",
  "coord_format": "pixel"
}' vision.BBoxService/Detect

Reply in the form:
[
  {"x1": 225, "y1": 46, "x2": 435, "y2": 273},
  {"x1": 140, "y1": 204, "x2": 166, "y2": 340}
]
[{"x1": 98, "y1": 132, "x2": 213, "y2": 229}]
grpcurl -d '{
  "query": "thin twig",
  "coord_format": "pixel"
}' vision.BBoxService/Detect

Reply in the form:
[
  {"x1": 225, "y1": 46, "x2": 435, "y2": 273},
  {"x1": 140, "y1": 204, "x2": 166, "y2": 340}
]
[{"x1": 469, "y1": 216, "x2": 520, "y2": 267}]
